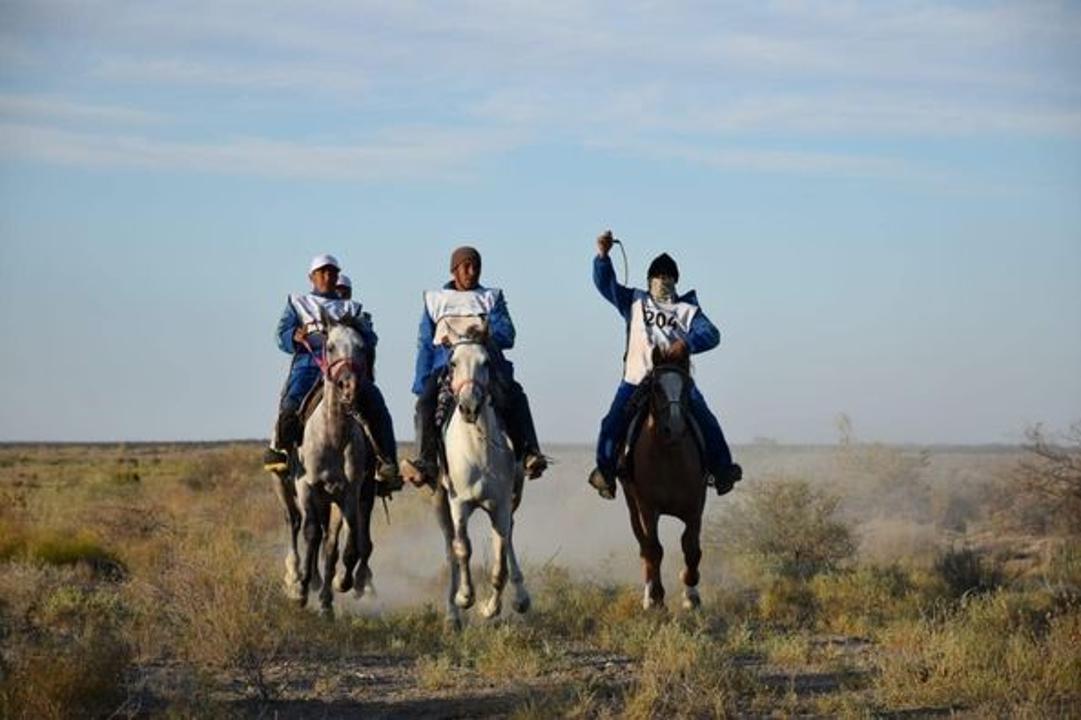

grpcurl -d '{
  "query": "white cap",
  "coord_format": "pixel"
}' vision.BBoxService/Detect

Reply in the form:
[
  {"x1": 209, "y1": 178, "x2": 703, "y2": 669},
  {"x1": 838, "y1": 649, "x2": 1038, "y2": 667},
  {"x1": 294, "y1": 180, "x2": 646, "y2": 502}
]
[
  {"x1": 308, "y1": 253, "x2": 340, "y2": 274},
  {"x1": 336, "y1": 274, "x2": 352, "y2": 289}
]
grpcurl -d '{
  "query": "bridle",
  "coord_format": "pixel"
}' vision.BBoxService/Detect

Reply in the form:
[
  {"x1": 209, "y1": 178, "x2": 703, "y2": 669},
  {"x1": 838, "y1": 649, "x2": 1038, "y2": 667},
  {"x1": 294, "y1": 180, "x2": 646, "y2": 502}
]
[
  {"x1": 448, "y1": 339, "x2": 490, "y2": 404},
  {"x1": 650, "y1": 364, "x2": 692, "y2": 435},
  {"x1": 299, "y1": 333, "x2": 368, "y2": 388}
]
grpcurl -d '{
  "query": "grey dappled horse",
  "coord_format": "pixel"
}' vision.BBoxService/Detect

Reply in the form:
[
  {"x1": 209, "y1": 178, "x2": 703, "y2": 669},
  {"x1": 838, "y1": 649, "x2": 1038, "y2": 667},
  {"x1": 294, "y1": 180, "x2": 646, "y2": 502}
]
[{"x1": 271, "y1": 310, "x2": 377, "y2": 615}]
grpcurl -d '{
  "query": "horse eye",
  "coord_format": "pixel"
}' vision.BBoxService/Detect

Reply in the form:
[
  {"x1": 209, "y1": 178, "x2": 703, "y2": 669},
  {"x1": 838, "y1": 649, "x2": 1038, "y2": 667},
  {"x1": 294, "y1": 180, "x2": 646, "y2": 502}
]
[{"x1": 327, "y1": 343, "x2": 336, "y2": 352}]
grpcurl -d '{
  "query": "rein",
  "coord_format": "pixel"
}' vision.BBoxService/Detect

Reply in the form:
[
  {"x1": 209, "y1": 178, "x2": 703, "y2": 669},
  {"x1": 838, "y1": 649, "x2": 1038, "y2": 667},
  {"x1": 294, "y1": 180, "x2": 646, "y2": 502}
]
[{"x1": 299, "y1": 335, "x2": 367, "y2": 384}]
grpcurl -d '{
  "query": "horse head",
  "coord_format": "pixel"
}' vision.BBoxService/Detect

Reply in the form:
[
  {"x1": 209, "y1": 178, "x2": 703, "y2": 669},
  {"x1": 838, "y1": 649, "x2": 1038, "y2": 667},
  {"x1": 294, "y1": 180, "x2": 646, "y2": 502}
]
[
  {"x1": 448, "y1": 335, "x2": 490, "y2": 425},
  {"x1": 649, "y1": 346, "x2": 692, "y2": 444},
  {"x1": 320, "y1": 306, "x2": 369, "y2": 408}
]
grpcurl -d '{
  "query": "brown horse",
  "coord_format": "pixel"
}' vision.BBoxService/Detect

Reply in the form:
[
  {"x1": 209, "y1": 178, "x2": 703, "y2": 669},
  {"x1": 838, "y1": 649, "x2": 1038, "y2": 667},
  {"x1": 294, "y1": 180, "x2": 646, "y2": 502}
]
[{"x1": 621, "y1": 351, "x2": 707, "y2": 610}]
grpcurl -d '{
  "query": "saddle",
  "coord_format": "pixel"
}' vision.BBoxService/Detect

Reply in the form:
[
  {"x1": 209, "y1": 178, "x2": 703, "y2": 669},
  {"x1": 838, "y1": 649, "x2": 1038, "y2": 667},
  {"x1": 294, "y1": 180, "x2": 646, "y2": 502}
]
[{"x1": 615, "y1": 374, "x2": 706, "y2": 483}]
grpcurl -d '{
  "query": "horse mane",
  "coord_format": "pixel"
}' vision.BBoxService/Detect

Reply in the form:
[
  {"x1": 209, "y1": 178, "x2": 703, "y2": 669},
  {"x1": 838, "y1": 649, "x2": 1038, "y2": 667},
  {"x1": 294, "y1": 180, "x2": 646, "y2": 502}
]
[{"x1": 650, "y1": 345, "x2": 691, "y2": 374}]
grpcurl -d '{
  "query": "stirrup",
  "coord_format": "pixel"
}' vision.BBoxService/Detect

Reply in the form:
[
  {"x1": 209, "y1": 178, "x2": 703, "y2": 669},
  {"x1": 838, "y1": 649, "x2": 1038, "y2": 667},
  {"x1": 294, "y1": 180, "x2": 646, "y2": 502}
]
[
  {"x1": 588, "y1": 467, "x2": 616, "y2": 500},
  {"x1": 263, "y1": 447, "x2": 288, "y2": 473},
  {"x1": 375, "y1": 461, "x2": 404, "y2": 495}
]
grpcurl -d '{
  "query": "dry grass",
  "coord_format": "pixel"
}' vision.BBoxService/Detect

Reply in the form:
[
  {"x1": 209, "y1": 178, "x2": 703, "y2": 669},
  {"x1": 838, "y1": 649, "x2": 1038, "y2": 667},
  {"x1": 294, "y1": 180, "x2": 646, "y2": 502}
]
[{"x1": 2, "y1": 441, "x2": 1080, "y2": 717}]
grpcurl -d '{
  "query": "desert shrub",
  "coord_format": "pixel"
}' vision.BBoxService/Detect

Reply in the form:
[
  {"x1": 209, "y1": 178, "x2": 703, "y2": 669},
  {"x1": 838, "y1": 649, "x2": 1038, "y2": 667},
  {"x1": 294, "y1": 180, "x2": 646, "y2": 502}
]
[
  {"x1": 875, "y1": 589, "x2": 1081, "y2": 713},
  {"x1": 811, "y1": 564, "x2": 919, "y2": 634},
  {"x1": 1043, "y1": 540, "x2": 1081, "y2": 593},
  {"x1": 834, "y1": 414, "x2": 932, "y2": 522},
  {"x1": 130, "y1": 525, "x2": 291, "y2": 697},
  {"x1": 707, "y1": 476, "x2": 856, "y2": 583},
  {"x1": 758, "y1": 576, "x2": 818, "y2": 628},
  {"x1": 0, "y1": 522, "x2": 126, "y2": 580},
  {"x1": 933, "y1": 547, "x2": 1002, "y2": 599},
  {"x1": 0, "y1": 573, "x2": 133, "y2": 720},
  {"x1": 997, "y1": 422, "x2": 1081, "y2": 536},
  {"x1": 621, "y1": 621, "x2": 753, "y2": 719}
]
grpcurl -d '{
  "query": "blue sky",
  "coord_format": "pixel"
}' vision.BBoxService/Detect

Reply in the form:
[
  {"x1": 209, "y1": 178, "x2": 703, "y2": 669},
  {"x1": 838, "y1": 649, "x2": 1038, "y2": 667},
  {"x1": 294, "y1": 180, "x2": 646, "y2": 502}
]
[{"x1": 0, "y1": 1, "x2": 1078, "y2": 444}]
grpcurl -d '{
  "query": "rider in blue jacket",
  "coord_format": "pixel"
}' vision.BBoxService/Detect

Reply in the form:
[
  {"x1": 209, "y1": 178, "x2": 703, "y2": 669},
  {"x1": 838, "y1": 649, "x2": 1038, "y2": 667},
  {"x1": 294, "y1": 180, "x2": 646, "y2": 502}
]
[
  {"x1": 589, "y1": 230, "x2": 741, "y2": 499},
  {"x1": 263, "y1": 254, "x2": 402, "y2": 491},
  {"x1": 401, "y1": 246, "x2": 547, "y2": 487}
]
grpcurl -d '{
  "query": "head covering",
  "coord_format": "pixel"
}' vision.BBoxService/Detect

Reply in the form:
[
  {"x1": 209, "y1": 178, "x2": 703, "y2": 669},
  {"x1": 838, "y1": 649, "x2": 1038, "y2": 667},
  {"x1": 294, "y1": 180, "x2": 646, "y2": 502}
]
[
  {"x1": 647, "y1": 253, "x2": 679, "y2": 282},
  {"x1": 308, "y1": 253, "x2": 340, "y2": 274},
  {"x1": 336, "y1": 274, "x2": 352, "y2": 290},
  {"x1": 450, "y1": 246, "x2": 481, "y2": 273}
]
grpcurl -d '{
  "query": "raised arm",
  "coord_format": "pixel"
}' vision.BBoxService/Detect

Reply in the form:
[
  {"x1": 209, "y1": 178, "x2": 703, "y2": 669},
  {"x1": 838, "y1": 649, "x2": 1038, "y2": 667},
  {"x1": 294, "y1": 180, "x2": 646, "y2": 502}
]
[{"x1": 592, "y1": 231, "x2": 635, "y2": 320}]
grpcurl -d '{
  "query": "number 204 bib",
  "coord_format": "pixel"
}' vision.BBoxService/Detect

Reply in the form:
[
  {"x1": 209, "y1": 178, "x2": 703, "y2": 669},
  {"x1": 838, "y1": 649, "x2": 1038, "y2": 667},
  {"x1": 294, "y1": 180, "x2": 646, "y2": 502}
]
[{"x1": 623, "y1": 290, "x2": 698, "y2": 384}]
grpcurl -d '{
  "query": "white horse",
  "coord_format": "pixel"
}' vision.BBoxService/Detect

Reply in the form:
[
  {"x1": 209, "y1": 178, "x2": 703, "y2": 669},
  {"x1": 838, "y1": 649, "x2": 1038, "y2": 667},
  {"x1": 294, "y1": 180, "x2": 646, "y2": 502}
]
[
  {"x1": 436, "y1": 333, "x2": 530, "y2": 628},
  {"x1": 276, "y1": 311, "x2": 376, "y2": 615}
]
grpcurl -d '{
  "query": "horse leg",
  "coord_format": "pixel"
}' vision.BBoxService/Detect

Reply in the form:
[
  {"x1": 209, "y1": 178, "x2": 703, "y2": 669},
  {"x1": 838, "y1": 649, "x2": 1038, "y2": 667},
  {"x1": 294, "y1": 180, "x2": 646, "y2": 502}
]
[
  {"x1": 335, "y1": 484, "x2": 359, "y2": 594},
  {"x1": 502, "y1": 503, "x2": 531, "y2": 614},
  {"x1": 449, "y1": 500, "x2": 476, "y2": 610},
  {"x1": 481, "y1": 505, "x2": 508, "y2": 620},
  {"x1": 319, "y1": 501, "x2": 340, "y2": 615},
  {"x1": 353, "y1": 474, "x2": 375, "y2": 597},
  {"x1": 680, "y1": 516, "x2": 703, "y2": 610},
  {"x1": 623, "y1": 491, "x2": 664, "y2": 610},
  {"x1": 434, "y1": 485, "x2": 461, "y2": 629},
  {"x1": 639, "y1": 509, "x2": 665, "y2": 610},
  {"x1": 295, "y1": 481, "x2": 321, "y2": 607},
  {"x1": 276, "y1": 473, "x2": 303, "y2": 600}
]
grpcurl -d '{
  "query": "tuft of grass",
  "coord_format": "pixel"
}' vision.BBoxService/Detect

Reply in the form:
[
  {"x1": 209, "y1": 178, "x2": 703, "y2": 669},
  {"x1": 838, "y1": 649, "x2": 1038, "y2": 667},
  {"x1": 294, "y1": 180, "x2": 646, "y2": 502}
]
[
  {"x1": 874, "y1": 588, "x2": 1081, "y2": 713},
  {"x1": 0, "y1": 570, "x2": 133, "y2": 720},
  {"x1": 0, "y1": 521, "x2": 126, "y2": 579},
  {"x1": 621, "y1": 620, "x2": 755, "y2": 719},
  {"x1": 933, "y1": 546, "x2": 1003, "y2": 599}
]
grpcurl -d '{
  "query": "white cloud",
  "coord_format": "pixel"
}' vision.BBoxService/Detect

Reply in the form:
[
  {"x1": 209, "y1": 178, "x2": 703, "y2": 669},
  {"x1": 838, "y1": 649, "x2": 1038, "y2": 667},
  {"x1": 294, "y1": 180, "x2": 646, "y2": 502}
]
[
  {"x1": 0, "y1": 122, "x2": 521, "y2": 182},
  {"x1": 1, "y1": 0, "x2": 1077, "y2": 181},
  {"x1": 0, "y1": 93, "x2": 163, "y2": 126}
]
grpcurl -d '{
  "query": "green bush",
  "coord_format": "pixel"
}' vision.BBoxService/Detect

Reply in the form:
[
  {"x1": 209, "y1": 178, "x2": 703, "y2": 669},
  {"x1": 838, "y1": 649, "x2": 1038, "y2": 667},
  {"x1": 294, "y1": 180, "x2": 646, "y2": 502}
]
[{"x1": 708, "y1": 476, "x2": 856, "y2": 582}]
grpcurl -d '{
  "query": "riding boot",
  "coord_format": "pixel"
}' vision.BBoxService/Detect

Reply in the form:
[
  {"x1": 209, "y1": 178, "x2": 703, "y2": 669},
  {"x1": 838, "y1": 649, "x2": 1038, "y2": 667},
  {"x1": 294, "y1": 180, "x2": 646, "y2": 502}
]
[
  {"x1": 502, "y1": 380, "x2": 547, "y2": 479},
  {"x1": 588, "y1": 467, "x2": 617, "y2": 500},
  {"x1": 355, "y1": 383, "x2": 403, "y2": 495},
  {"x1": 264, "y1": 409, "x2": 301, "y2": 473},
  {"x1": 712, "y1": 462, "x2": 743, "y2": 496},
  {"x1": 401, "y1": 375, "x2": 441, "y2": 488}
]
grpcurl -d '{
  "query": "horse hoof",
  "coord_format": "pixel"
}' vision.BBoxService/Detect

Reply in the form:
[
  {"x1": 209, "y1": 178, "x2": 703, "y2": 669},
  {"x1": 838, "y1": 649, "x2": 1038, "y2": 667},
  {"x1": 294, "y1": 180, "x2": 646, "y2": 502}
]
[
  {"x1": 334, "y1": 573, "x2": 353, "y2": 593},
  {"x1": 512, "y1": 594, "x2": 531, "y2": 614},
  {"x1": 454, "y1": 590, "x2": 475, "y2": 610},
  {"x1": 481, "y1": 598, "x2": 502, "y2": 619},
  {"x1": 642, "y1": 597, "x2": 665, "y2": 611},
  {"x1": 682, "y1": 590, "x2": 701, "y2": 611}
]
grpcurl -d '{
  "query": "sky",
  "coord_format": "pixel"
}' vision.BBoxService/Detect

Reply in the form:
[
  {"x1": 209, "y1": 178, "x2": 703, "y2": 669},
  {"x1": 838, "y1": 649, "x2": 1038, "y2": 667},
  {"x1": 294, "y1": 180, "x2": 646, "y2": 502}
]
[{"x1": 0, "y1": 0, "x2": 1078, "y2": 445}]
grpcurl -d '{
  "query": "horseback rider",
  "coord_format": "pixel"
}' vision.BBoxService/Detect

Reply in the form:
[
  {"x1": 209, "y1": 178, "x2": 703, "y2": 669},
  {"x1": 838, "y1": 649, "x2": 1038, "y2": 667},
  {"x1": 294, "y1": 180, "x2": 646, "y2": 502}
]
[
  {"x1": 588, "y1": 230, "x2": 742, "y2": 500},
  {"x1": 335, "y1": 273, "x2": 352, "y2": 300},
  {"x1": 263, "y1": 254, "x2": 403, "y2": 493},
  {"x1": 401, "y1": 246, "x2": 548, "y2": 487}
]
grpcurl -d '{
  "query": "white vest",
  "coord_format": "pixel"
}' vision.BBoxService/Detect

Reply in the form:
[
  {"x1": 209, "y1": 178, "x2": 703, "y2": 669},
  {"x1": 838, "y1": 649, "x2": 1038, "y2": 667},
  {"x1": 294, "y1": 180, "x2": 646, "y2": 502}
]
[
  {"x1": 623, "y1": 290, "x2": 698, "y2": 384},
  {"x1": 424, "y1": 288, "x2": 502, "y2": 346},
  {"x1": 289, "y1": 294, "x2": 364, "y2": 333}
]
